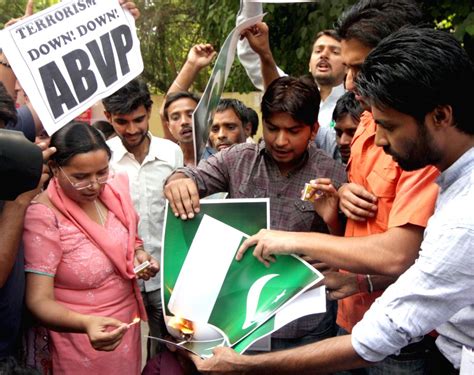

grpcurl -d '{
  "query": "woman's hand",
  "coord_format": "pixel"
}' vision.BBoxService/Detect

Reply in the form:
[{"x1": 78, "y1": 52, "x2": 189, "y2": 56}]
[
  {"x1": 84, "y1": 315, "x2": 128, "y2": 351},
  {"x1": 134, "y1": 247, "x2": 159, "y2": 280}
]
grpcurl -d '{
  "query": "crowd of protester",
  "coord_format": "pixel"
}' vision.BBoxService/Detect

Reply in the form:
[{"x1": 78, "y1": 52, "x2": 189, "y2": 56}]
[{"x1": 0, "y1": 0, "x2": 472, "y2": 374}]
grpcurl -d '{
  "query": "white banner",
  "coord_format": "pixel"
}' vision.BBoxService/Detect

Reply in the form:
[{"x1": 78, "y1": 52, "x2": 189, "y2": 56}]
[{"x1": 1, "y1": 0, "x2": 143, "y2": 135}]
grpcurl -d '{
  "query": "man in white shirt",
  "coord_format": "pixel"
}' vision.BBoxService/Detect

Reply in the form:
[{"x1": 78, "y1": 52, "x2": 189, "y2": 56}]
[
  {"x1": 237, "y1": 2, "x2": 346, "y2": 160},
  {"x1": 103, "y1": 78, "x2": 183, "y2": 358}
]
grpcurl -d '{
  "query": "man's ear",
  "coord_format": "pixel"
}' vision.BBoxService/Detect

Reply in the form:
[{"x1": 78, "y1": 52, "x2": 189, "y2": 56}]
[
  {"x1": 310, "y1": 122, "x2": 319, "y2": 142},
  {"x1": 243, "y1": 122, "x2": 252, "y2": 138},
  {"x1": 104, "y1": 111, "x2": 112, "y2": 122},
  {"x1": 432, "y1": 105, "x2": 453, "y2": 128}
]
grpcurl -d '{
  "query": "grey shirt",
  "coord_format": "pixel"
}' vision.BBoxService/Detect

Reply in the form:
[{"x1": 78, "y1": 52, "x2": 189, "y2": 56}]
[{"x1": 175, "y1": 141, "x2": 347, "y2": 339}]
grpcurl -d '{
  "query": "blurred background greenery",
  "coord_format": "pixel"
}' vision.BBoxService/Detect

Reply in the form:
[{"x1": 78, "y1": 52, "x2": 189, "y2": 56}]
[{"x1": 1, "y1": 0, "x2": 473, "y2": 94}]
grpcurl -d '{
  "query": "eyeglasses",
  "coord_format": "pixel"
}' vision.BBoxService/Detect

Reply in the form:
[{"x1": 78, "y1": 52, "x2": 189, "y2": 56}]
[{"x1": 59, "y1": 167, "x2": 113, "y2": 191}]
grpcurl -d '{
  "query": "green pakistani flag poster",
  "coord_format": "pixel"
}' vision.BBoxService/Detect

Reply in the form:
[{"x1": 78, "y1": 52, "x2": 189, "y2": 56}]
[{"x1": 160, "y1": 199, "x2": 324, "y2": 357}]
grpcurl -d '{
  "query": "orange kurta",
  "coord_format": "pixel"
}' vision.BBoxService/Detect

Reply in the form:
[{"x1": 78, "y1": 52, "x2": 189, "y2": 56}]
[{"x1": 337, "y1": 111, "x2": 440, "y2": 332}]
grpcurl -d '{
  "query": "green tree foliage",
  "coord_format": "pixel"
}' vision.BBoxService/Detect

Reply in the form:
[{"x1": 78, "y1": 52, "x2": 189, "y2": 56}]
[
  {"x1": 136, "y1": 0, "x2": 473, "y2": 94},
  {"x1": 135, "y1": 0, "x2": 358, "y2": 93},
  {"x1": 2, "y1": 0, "x2": 473, "y2": 93},
  {"x1": 0, "y1": 0, "x2": 59, "y2": 28},
  {"x1": 423, "y1": 0, "x2": 474, "y2": 61},
  {"x1": 135, "y1": 0, "x2": 203, "y2": 93}
]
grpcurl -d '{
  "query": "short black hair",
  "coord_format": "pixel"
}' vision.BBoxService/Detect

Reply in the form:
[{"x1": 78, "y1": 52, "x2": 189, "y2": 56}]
[
  {"x1": 332, "y1": 91, "x2": 364, "y2": 124},
  {"x1": 246, "y1": 107, "x2": 259, "y2": 136},
  {"x1": 261, "y1": 76, "x2": 320, "y2": 126},
  {"x1": 163, "y1": 91, "x2": 200, "y2": 121},
  {"x1": 335, "y1": 0, "x2": 424, "y2": 49},
  {"x1": 102, "y1": 78, "x2": 153, "y2": 115},
  {"x1": 0, "y1": 82, "x2": 17, "y2": 126},
  {"x1": 313, "y1": 29, "x2": 341, "y2": 45},
  {"x1": 50, "y1": 121, "x2": 112, "y2": 166},
  {"x1": 215, "y1": 98, "x2": 248, "y2": 126},
  {"x1": 356, "y1": 27, "x2": 474, "y2": 135},
  {"x1": 92, "y1": 120, "x2": 115, "y2": 139}
]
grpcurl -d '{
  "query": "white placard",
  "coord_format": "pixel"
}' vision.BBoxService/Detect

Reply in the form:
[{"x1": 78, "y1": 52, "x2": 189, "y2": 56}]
[
  {"x1": 1, "y1": 0, "x2": 143, "y2": 135},
  {"x1": 168, "y1": 214, "x2": 247, "y2": 322}
]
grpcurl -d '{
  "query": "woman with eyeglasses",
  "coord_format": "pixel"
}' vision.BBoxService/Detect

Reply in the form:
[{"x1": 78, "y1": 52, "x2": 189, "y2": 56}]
[{"x1": 22, "y1": 122, "x2": 159, "y2": 374}]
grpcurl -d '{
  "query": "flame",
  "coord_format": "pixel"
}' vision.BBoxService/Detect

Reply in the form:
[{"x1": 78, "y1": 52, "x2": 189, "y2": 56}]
[
  {"x1": 127, "y1": 317, "x2": 141, "y2": 327},
  {"x1": 168, "y1": 316, "x2": 194, "y2": 337}
]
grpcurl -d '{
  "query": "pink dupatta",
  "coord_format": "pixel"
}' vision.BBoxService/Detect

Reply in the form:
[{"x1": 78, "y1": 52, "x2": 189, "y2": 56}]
[{"x1": 47, "y1": 172, "x2": 147, "y2": 320}]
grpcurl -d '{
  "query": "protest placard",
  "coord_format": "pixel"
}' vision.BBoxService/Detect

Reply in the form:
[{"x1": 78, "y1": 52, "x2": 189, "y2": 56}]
[{"x1": 1, "y1": 0, "x2": 143, "y2": 135}]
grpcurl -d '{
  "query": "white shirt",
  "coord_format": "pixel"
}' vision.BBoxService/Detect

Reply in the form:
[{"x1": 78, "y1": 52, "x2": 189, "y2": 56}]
[
  {"x1": 318, "y1": 83, "x2": 345, "y2": 129},
  {"x1": 236, "y1": 2, "x2": 344, "y2": 160},
  {"x1": 236, "y1": 1, "x2": 286, "y2": 92},
  {"x1": 314, "y1": 84, "x2": 345, "y2": 162},
  {"x1": 108, "y1": 133, "x2": 183, "y2": 292},
  {"x1": 352, "y1": 147, "x2": 474, "y2": 369}
]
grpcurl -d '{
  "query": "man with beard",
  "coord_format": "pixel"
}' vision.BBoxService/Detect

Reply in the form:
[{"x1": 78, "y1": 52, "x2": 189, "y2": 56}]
[
  {"x1": 103, "y1": 78, "x2": 183, "y2": 358},
  {"x1": 237, "y1": 1, "x2": 346, "y2": 160},
  {"x1": 226, "y1": 1, "x2": 440, "y2": 373},
  {"x1": 191, "y1": 25, "x2": 474, "y2": 375}
]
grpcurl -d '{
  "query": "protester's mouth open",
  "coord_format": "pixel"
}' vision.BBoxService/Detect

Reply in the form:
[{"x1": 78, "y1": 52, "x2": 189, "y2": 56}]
[
  {"x1": 317, "y1": 61, "x2": 331, "y2": 71},
  {"x1": 216, "y1": 143, "x2": 231, "y2": 151},
  {"x1": 180, "y1": 127, "x2": 193, "y2": 137}
]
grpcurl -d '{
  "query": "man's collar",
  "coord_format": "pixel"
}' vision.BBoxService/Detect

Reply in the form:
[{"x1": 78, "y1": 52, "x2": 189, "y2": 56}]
[
  {"x1": 108, "y1": 136, "x2": 129, "y2": 161},
  {"x1": 109, "y1": 132, "x2": 164, "y2": 163},
  {"x1": 324, "y1": 83, "x2": 345, "y2": 103}
]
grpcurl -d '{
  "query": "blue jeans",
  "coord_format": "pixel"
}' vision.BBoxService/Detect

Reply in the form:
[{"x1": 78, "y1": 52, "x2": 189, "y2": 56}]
[{"x1": 336, "y1": 327, "x2": 434, "y2": 375}]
